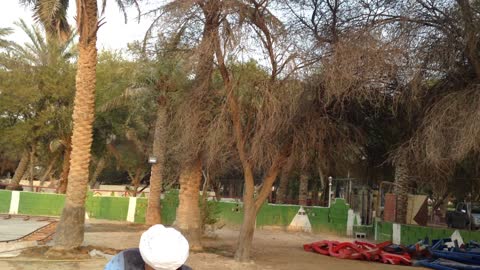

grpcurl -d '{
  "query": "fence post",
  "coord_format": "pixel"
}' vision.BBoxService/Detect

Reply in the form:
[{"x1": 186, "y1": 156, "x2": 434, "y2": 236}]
[
  {"x1": 127, "y1": 197, "x2": 137, "y2": 222},
  {"x1": 9, "y1": 191, "x2": 20, "y2": 215},
  {"x1": 392, "y1": 223, "x2": 401, "y2": 244}
]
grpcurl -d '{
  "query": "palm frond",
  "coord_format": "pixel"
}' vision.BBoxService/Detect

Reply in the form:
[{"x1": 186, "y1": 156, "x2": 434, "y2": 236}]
[
  {"x1": 97, "y1": 87, "x2": 153, "y2": 113},
  {"x1": 11, "y1": 19, "x2": 77, "y2": 66},
  {"x1": 21, "y1": 0, "x2": 71, "y2": 42},
  {"x1": 0, "y1": 27, "x2": 13, "y2": 48},
  {"x1": 103, "y1": 0, "x2": 141, "y2": 23}
]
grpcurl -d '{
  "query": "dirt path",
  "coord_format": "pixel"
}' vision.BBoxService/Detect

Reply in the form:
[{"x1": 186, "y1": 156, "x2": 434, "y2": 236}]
[{"x1": 0, "y1": 221, "x2": 420, "y2": 270}]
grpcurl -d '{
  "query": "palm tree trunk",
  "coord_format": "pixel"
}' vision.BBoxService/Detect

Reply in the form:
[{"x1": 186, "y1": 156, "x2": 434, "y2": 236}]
[
  {"x1": 394, "y1": 158, "x2": 410, "y2": 224},
  {"x1": 0, "y1": 158, "x2": 6, "y2": 176},
  {"x1": 176, "y1": 158, "x2": 202, "y2": 250},
  {"x1": 276, "y1": 157, "x2": 294, "y2": 204},
  {"x1": 40, "y1": 154, "x2": 59, "y2": 186},
  {"x1": 89, "y1": 155, "x2": 106, "y2": 188},
  {"x1": 28, "y1": 147, "x2": 36, "y2": 191},
  {"x1": 7, "y1": 151, "x2": 29, "y2": 189},
  {"x1": 317, "y1": 161, "x2": 328, "y2": 205},
  {"x1": 54, "y1": 0, "x2": 98, "y2": 249},
  {"x1": 146, "y1": 96, "x2": 167, "y2": 225},
  {"x1": 298, "y1": 173, "x2": 309, "y2": 206},
  {"x1": 56, "y1": 143, "x2": 71, "y2": 194}
]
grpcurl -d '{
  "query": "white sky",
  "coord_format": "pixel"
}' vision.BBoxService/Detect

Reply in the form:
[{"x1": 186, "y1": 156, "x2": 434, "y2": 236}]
[{"x1": 0, "y1": 0, "x2": 154, "y2": 51}]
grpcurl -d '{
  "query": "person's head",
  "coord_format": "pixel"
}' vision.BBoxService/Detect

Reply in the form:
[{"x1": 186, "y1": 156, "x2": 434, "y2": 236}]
[{"x1": 139, "y1": 224, "x2": 189, "y2": 270}]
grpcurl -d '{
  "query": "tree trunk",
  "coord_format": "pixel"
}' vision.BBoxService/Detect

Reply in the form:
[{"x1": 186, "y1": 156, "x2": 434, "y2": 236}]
[
  {"x1": 394, "y1": 158, "x2": 410, "y2": 224},
  {"x1": 235, "y1": 150, "x2": 286, "y2": 262},
  {"x1": 235, "y1": 200, "x2": 256, "y2": 262},
  {"x1": 213, "y1": 18, "x2": 290, "y2": 261},
  {"x1": 56, "y1": 143, "x2": 71, "y2": 194},
  {"x1": 146, "y1": 96, "x2": 167, "y2": 225},
  {"x1": 128, "y1": 167, "x2": 145, "y2": 197},
  {"x1": 28, "y1": 147, "x2": 36, "y2": 191},
  {"x1": 89, "y1": 155, "x2": 106, "y2": 188},
  {"x1": 317, "y1": 160, "x2": 328, "y2": 206},
  {"x1": 54, "y1": 0, "x2": 98, "y2": 250},
  {"x1": 276, "y1": 170, "x2": 289, "y2": 204},
  {"x1": 298, "y1": 174, "x2": 309, "y2": 206},
  {"x1": 276, "y1": 157, "x2": 294, "y2": 204},
  {"x1": 311, "y1": 179, "x2": 319, "y2": 205},
  {"x1": 176, "y1": 158, "x2": 202, "y2": 250},
  {"x1": 0, "y1": 158, "x2": 6, "y2": 176},
  {"x1": 7, "y1": 151, "x2": 29, "y2": 189},
  {"x1": 40, "y1": 154, "x2": 59, "y2": 186}
]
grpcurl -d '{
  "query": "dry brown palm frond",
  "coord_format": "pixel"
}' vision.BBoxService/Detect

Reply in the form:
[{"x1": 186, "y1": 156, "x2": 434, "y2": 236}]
[
  {"x1": 321, "y1": 31, "x2": 405, "y2": 105},
  {"x1": 411, "y1": 85, "x2": 480, "y2": 166}
]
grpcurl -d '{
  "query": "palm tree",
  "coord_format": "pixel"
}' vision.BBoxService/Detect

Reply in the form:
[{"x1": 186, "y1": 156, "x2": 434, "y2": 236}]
[
  {"x1": 4, "y1": 20, "x2": 76, "y2": 190},
  {"x1": 18, "y1": 0, "x2": 71, "y2": 43},
  {"x1": 0, "y1": 27, "x2": 13, "y2": 48},
  {"x1": 17, "y1": 0, "x2": 142, "y2": 249},
  {"x1": 146, "y1": 0, "x2": 221, "y2": 249},
  {"x1": 50, "y1": 0, "x2": 98, "y2": 249}
]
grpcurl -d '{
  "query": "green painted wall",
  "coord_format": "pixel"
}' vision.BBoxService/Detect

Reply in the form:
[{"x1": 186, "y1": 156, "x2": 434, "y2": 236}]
[
  {"x1": 86, "y1": 196, "x2": 129, "y2": 221},
  {"x1": 0, "y1": 191, "x2": 349, "y2": 236},
  {"x1": 461, "y1": 229, "x2": 480, "y2": 242},
  {"x1": 400, "y1": 224, "x2": 480, "y2": 245},
  {"x1": 134, "y1": 198, "x2": 147, "y2": 223},
  {"x1": 376, "y1": 221, "x2": 393, "y2": 242},
  {"x1": 161, "y1": 191, "x2": 179, "y2": 225},
  {"x1": 353, "y1": 225, "x2": 374, "y2": 237},
  {"x1": 376, "y1": 222, "x2": 480, "y2": 244},
  {"x1": 328, "y1": 199, "x2": 349, "y2": 234},
  {"x1": 0, "y1": 190, "x2": 12, "y2": 213},
  {"x1": 18, "y1": 192, "x2": 65, "y2": 216},
  {"x1": 217, "y1": 202, "x2": 243, "y2": 226},
  {"x1": 133, "y1": 191, "x2": 179, "y2": 225},
  {"x1": 257, "y1": 204, "x2": 300, "y2": 227},
  {"x1": 306, "y1": 207, "x2": 330, "y2": 232}
]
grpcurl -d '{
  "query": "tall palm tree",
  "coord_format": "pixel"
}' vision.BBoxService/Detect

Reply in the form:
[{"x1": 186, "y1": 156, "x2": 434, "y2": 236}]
[
  {"x1": 52, "y1": 0, "x2": 99, "y2": 249},
  {"x1": 146, "y1": 0, "x2": 221, "y2": 249},
  {"x1": 19, "y1": 0, "x2": 141, "y2": 249}
]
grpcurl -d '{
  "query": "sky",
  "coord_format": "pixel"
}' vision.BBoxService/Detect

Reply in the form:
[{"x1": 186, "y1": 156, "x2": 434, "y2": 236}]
[{"x1": 0, "y1": 0, "x2": 154, "y2": 51}]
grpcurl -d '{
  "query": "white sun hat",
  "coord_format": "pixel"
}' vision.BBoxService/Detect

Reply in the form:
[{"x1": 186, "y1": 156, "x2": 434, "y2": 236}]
[{"x1": 139, "y1": 224, "x2": 190, "y2": 270}]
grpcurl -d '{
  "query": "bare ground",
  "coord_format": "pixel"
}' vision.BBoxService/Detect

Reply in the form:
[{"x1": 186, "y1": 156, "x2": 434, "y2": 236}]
[{"x1": 0, "y1": 220, "x2": 420, "y2": 270}]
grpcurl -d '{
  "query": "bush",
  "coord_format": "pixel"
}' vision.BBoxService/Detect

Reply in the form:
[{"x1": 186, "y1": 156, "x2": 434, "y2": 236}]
[{"x1": 200, "y1": 199, "x2": 221, "y2": 232}]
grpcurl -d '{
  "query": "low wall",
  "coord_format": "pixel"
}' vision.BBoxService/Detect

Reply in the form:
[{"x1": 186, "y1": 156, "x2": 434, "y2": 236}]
[
  {"x1": 375, "y1": 221, "x2": 480, "y2": 245},
  {"x1": 0, "y1": 190, "x2": 350, "y2": 235}
]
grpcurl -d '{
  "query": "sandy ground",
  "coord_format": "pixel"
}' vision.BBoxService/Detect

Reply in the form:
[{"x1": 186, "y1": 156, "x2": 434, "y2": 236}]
[{"x1": 0, "y1": 220, "x2": 420, "y2": 270}]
